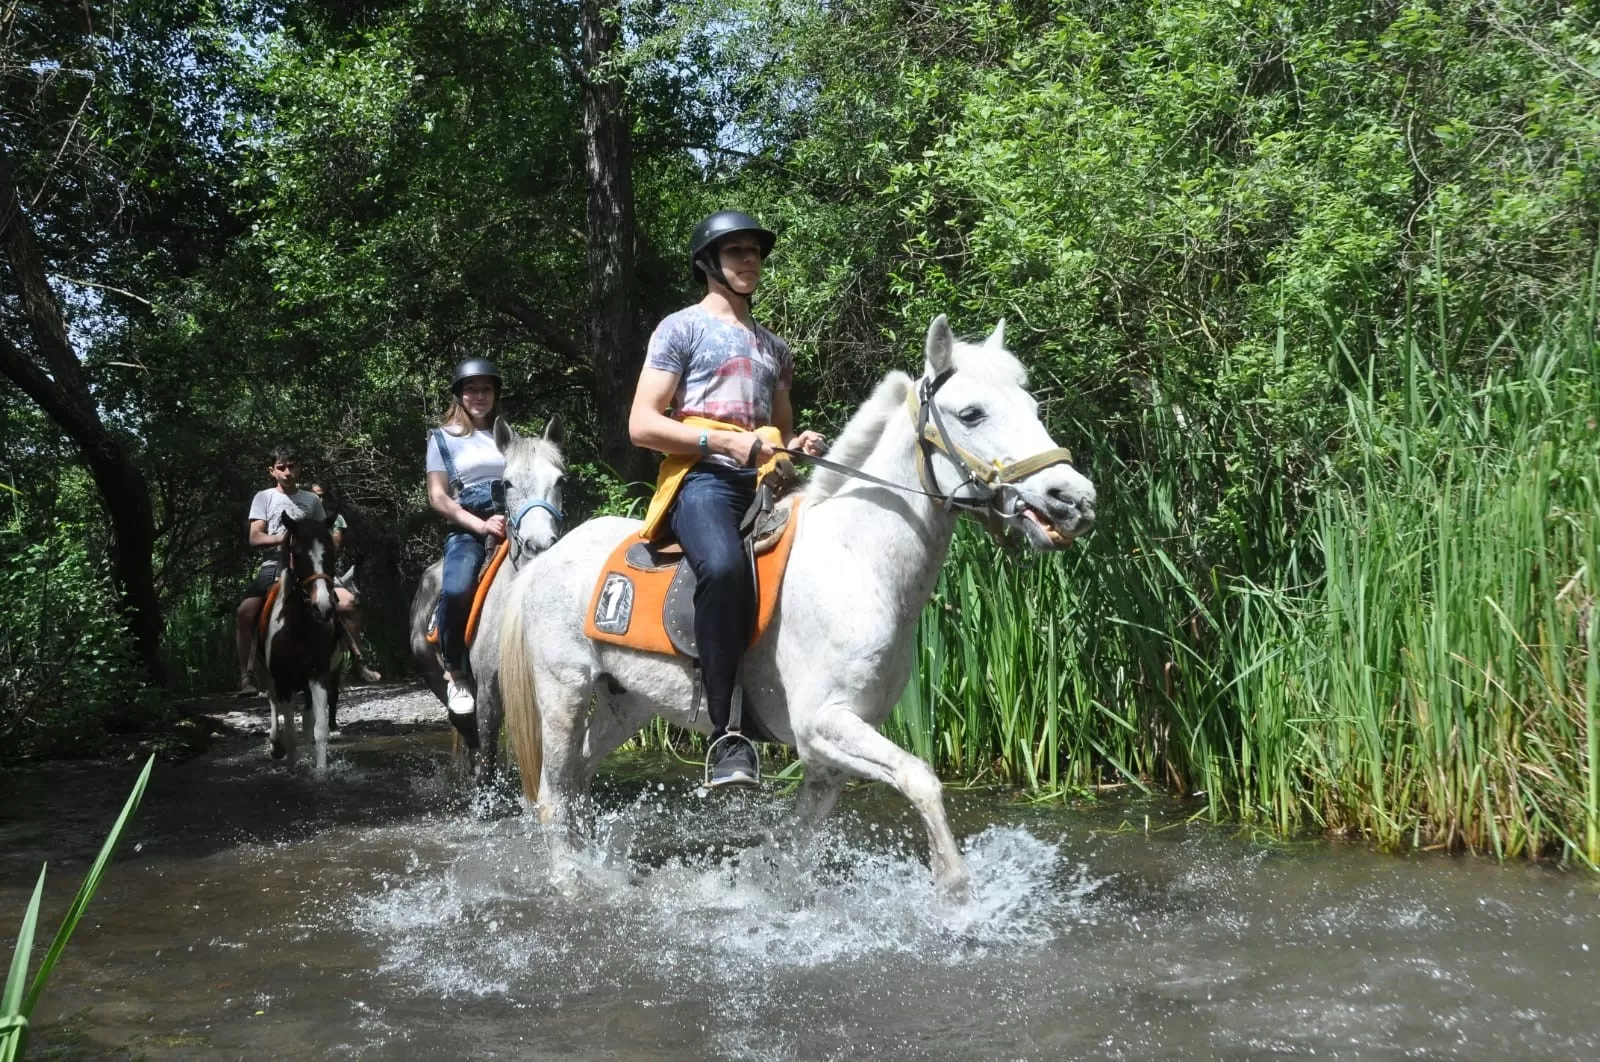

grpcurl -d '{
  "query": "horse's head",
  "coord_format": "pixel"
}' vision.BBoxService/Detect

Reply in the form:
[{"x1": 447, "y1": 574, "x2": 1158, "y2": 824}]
[
  {"x1": 281, "y1": 514, "x2": 337, "y2": 620},
  {"x1": 495, "y1": 415, "x2": 566, "y2": 564},
  {"x1": 915, "y1": 315, "x2": 1096, "y2": 548}
]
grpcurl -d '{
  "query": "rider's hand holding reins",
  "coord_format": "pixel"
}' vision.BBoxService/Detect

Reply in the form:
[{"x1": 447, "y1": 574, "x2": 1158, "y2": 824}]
[
  {"x1": 481, "y1": 513, "x2": 507, "y2": 540},
  {"x1": 788, "y1": 430, "x2": 828, "y2": 457}
]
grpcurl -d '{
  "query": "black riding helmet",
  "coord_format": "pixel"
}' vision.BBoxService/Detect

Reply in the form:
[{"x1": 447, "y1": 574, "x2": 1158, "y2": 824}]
[
  {"x1": 689, "y1": 210, "x2": 777, "y2": 289},
  {"x1": 451, "y1": 357, "x2": 501, "y2": 396}
]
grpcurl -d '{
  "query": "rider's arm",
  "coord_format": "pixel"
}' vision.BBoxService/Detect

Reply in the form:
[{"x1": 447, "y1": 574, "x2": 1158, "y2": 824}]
[
  {"x1": 428, "y1": 470, "x2": 495, "y2": 535},
  {"x1": 248, "y1": 518, "x2": 282, "y2": 549},
  {"x1": 629, "y1": 366, "x2": 767, "y2": 462},
  {"x1": 772, "y1": 389, "x2": 796, "y2": 443}
]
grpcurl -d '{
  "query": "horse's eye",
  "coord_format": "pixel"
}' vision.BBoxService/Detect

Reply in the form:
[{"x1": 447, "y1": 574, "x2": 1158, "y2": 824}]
[{"x1": 957, "y1": 406, "x2": 986, "y2": 426}]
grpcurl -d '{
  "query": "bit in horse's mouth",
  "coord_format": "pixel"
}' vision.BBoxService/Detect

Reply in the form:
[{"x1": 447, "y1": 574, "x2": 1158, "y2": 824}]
[{"x1": 1016, "y1": 503, "x2": 1074, "y2": 549}]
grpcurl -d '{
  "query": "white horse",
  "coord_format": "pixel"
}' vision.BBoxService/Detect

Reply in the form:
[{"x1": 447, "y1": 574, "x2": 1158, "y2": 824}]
[
  {"x1": 407, "y1": 416, "x2": 566, "y2": 787},
  {"x1": 498, "y1": 316, "x2": 1096, "y2": 898}
]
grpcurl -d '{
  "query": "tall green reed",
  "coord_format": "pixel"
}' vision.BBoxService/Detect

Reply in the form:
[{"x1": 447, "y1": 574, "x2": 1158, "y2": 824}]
[
  {"x1": 2, "y1": 755, "x2": 153, "y2": 1061},
  {"x1": 890, "y1": 271, "x2": 1598, "y2": 861}
]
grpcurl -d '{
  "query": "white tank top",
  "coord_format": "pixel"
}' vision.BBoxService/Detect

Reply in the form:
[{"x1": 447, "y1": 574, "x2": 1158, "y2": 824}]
[{"x1": 425, "y1": 428, "x2": 505, "y2": 487}]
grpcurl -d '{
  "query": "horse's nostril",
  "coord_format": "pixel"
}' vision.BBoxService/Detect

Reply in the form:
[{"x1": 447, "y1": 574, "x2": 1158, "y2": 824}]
[{"x1": 1048, "y1": 486, "x2": 1091, "y2": 511}]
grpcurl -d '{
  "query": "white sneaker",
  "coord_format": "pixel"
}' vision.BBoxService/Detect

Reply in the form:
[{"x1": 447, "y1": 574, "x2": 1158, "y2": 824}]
[{"x1": 446, "y1": 677, "x2": 475, "y2": 716}]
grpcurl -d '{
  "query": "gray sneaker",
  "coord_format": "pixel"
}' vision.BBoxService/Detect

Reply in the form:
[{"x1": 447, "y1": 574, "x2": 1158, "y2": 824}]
[{"x1": 708, "y1": 738, "x2": 759, "y2": 789}]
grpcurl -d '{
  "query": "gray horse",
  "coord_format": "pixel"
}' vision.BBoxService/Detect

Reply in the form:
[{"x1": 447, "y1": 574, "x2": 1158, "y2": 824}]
[{"x1": 408, "y1": 416, "x2": 565, "y2": 787}]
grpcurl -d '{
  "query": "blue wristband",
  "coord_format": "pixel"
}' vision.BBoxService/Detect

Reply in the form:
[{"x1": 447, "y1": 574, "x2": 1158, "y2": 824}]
[{"x1": 698, "y1": 429, "x2": 710, "y2": 456}]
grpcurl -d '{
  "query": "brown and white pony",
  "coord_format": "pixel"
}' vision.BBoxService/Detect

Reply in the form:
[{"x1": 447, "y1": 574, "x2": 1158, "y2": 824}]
[{"x1": 257, "y1": 514, "x2": 343, "y2": 770}]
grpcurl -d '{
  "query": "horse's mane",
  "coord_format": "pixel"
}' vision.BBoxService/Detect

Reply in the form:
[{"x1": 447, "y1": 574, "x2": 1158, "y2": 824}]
[
  {"x1": 806, "y1": 371, "x2": 913, "y2": 501},
  {"x1": 514, "y1": 435, "x2": 566, "y2": 472}
]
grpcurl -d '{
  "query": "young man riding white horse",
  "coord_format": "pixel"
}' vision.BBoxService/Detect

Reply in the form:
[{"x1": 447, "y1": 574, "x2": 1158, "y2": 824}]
[
  {"x1": 499, "y1": 311, "x2": 1096, "y2": 900},
  {"x1": 627, "y1": 210, "x2": 828, "y2": 787}
]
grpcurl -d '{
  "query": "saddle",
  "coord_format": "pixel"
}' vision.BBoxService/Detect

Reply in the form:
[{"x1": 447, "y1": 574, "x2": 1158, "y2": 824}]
[
  {"x1": 583, "y1": 493, "x2": 803, "y2": 658},
  {"x1": 424, "y1": 538, "x2": 511, "y2": 650}
]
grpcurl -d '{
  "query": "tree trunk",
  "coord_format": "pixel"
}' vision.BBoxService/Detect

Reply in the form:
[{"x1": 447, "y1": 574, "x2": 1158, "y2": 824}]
[
  {"x1": 0, "y1": 142, "x2": 166, "y2": 686},
  {"x1": 580, "y1": 0, "x2": 651, "y2": 485}
]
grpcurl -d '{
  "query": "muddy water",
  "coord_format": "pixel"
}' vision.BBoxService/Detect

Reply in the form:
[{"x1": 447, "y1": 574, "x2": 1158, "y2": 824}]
[{"x1": 4, "y1": 689, "x2": 1599, "y2": 1060}]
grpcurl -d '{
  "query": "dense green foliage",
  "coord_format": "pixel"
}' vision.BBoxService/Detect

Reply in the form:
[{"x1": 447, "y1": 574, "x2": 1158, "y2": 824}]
[
  {"x1": 3, "y1": 0, "x2": 1598, "y2": 860},
  {"x1": 0, "y1": 481, "x2": 148, "y2": 752}
]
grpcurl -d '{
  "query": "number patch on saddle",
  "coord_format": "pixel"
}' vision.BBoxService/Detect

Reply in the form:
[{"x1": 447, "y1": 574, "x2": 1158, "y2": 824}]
[
  {"x1": 583, "y1": 505, "x2": 803, "y2": 658},
  {"x1": 592, "y1": 572, "x2": 635, "y2": 635}
]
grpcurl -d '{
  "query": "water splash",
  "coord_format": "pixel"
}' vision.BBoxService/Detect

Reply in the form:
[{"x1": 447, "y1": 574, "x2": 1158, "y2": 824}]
[{"x1": 347, "y1": 784, "x2": 1101, "y2": 1000}]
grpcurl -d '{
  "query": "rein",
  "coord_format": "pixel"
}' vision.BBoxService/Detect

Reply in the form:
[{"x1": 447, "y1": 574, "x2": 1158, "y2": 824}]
[{"x1": 779, "y1": 370, "x2": 1075, "y2": 516}]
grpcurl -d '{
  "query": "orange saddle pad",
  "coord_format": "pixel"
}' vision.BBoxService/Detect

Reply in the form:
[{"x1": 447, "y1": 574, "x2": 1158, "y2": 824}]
[
  {"x1": 257, "y1": 580, "x2": 282, "y2": 641},
  {"x1": 583, "y1": 504, "x2": 802, "y2": 658},
  {"x1": 424, "y1": 538, "x2": 511, "y2": 650}
]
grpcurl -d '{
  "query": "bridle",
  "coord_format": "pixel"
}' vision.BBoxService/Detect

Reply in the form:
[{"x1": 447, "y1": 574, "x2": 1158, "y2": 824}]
[
  {"x1": 508, "y1": 496, "x2": 565, "y2": 567},
  {"x1": 779, "y1": 369, "x2": 1076, "y2": 520},
  {"x1": 906, "y1": 369, "x2": 1076, "y2": 515},
  {"x1": 285, "y1": 546, "x2": 335, "y2": 609}
]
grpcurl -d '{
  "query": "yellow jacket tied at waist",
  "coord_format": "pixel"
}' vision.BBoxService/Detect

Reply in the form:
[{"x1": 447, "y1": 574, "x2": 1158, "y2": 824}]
[{"x1": 638, "y1": 417, "x2": 789, "y2": 541}]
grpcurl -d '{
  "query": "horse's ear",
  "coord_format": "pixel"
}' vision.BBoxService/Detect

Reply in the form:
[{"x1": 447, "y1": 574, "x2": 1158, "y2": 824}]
[
  {"x1": 542, "y1": 414, "x2": 565, "y2": 447},
  {"x1": 924, "y1": 314, "x2": 954, "y2": 376},
  {"x1": 281, "y1": 514, "x2": 298, "y2": 538},
  {"x1": 983, "y1": 318, "x2": 1006, "y2": 352},
  {"x1": 493, "y1": 416, "x2": 516, "y2": 452}
]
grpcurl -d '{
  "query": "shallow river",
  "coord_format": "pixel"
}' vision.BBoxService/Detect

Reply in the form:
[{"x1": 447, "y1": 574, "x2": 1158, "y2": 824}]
[{"x1": 4, "y1": 687, "x2": 1598, "y2": 1060}]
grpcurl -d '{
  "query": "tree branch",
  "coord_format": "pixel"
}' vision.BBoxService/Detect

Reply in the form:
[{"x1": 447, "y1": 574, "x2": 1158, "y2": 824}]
[{"x1": 485, "y1": 291, "x2": 588, "y2": 362}]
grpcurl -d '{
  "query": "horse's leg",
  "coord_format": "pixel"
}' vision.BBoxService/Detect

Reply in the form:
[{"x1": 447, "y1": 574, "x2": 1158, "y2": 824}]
[
  {"x1": 307, "y1": 678, "x2": 331, "y2": 773},
  {"x1": 267, "y1": 682, "x2": 295, "y2": 762},
  {"x1": 474, "y1": 681, "x2": 501, "y2": 789},
  {"x1": 532, "y1": 667, "x2": 596, "y2": 836},
  {"x1": 327, "y1": 671, "x2": 340, "y2": 736},
  {"x1": 267, "y1": 690, "x2": 285, "y2": 760},
  {"x1": 577, "y1": 689, "x2": 650, "y2": 788},
  {"x1": 791, "y1": 768, "x2": 846, "y2": 830},
  {"x1": 795, "y1": 707, "x2": 970, "y2": 902}
]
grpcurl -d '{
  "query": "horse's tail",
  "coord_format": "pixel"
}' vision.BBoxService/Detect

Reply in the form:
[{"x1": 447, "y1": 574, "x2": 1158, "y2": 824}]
[{"x1": 498, "y1": 588, "x2": 543, "y2": 806}]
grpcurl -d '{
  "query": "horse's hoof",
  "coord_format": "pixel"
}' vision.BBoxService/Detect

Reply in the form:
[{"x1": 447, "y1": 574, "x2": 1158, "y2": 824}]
[
  {"x1": 270, "y1": 741, "x2": 287, "y2": 761},
  {"x1": 936, "y1": 871, "x2": 972, "y2": 908},
  {"x1": 449, "y1": 709, "x2": 481, "y2": 750}
]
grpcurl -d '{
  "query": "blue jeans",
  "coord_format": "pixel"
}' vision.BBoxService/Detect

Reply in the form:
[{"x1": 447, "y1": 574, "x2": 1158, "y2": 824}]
[
  {"x1": 670, "y1": 463, "x2": 757, "y2": 736},
  {"x1": 438, "y1": 530, "x2": 487, "y2": 674}
]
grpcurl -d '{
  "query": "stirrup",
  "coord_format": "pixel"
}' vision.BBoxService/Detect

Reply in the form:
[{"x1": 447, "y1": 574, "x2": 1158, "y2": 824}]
[{"x1": 704, "y1": 730, "x2": 760, "y2": 788}]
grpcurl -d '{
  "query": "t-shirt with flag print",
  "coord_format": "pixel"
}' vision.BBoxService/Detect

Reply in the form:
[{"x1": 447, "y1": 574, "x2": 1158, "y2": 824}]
[{"x1": 644, "y1": 305, "x2": 793, "y2": 441}]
